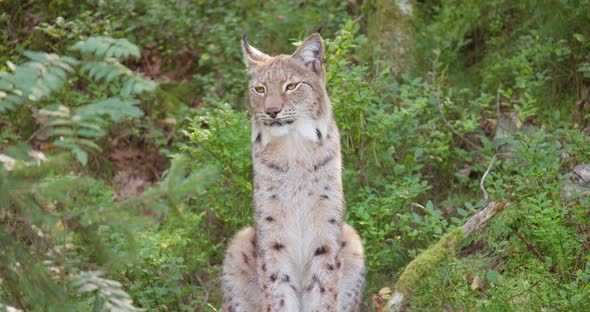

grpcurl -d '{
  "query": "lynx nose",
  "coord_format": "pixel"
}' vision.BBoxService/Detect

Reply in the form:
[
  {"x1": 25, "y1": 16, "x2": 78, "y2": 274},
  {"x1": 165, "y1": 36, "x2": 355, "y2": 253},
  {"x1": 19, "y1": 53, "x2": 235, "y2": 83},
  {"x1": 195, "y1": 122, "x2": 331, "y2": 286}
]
[{"x1": 265, "y1": 106, "x2": 281, "y2": 119}]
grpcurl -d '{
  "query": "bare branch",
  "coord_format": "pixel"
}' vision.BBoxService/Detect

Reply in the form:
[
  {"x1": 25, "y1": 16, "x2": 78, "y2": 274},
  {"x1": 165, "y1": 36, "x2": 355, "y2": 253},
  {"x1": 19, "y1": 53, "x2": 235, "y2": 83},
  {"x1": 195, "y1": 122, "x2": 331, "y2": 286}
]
[
  {"x1": 432, "y1": 56, "x2": 481, "y2": 150},
  {"x1": 480, "y1": 154, "x2": 497, "y2": 201}
]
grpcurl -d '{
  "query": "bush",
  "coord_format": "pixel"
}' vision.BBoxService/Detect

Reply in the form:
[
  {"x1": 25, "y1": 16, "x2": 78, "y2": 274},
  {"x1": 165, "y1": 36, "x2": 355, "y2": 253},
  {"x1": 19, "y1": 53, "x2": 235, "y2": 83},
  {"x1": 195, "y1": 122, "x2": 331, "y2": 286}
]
[{"x1": 0, "y1": 35, "x2": 213, "y2": 310}]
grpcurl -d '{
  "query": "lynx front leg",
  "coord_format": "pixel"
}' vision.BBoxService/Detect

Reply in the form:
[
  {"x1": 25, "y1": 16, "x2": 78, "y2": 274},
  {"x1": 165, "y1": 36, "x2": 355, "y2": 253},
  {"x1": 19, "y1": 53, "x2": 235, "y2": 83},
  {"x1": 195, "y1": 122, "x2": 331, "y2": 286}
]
[
  {"x1": 301, "y1": 223, "x2": 365, "y2": 312},
  {"x1": 257, "y1": 220, "x2": 301, "y2": 312},
  {"x1": 301, "y1": 234, "x2": 343, "y2": 312},
  {"x1": 221, "y1": 227, "x2": 262, "y2": 312},
  {"x1": 302, "y1": 252, "x2": 342, "y2": 311}
]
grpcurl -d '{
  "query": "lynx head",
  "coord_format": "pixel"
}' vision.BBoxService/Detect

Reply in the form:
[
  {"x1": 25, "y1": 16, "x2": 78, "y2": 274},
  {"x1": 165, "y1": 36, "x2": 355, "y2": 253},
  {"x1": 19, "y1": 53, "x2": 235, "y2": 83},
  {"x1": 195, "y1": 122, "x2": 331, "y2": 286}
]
[{"x1": 242, "y1": 33, "x2": 331, "y2": 143}]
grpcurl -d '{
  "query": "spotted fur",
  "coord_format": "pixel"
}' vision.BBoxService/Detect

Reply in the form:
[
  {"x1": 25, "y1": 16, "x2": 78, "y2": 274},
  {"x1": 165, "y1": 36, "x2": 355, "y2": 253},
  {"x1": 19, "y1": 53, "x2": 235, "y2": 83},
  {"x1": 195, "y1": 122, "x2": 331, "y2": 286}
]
[{"x1": 222, "y1": 33, "x2": 365, "y2": 312}]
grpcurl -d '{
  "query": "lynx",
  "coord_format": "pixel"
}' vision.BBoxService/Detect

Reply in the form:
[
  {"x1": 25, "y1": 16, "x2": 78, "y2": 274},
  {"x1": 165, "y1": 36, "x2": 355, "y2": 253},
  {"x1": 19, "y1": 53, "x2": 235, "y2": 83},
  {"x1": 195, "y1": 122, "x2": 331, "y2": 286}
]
[{"x1": 221, "y1": 32, "x2": 365, "y2": 312}]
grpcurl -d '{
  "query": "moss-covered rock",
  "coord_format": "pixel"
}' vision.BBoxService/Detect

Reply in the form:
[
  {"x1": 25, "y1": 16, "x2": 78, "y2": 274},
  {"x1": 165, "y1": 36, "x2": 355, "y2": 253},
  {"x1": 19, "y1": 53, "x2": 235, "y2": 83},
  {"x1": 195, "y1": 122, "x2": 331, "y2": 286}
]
[{"x1": 388, "y1": 227, "x2": 464, "y2": 311}]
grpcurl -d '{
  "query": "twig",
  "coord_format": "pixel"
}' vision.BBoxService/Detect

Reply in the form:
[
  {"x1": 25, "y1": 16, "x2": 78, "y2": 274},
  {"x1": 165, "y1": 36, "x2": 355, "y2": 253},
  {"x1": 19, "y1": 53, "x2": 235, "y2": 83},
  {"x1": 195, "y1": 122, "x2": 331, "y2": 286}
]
[
  {"x1": 352, "y1": 14, "x2": 364, "y2": 25},
  {"x1": 496, "y1": 84, "x2": 502, "y2": 126},
  {"x1": 571, "y1": 168, "x2": 589, "y2": 185},
  {"x1": 513, "y1": 230, "x2": 547, "y2": 264},
  {"x1": 194, "y1": 272, "x2": 212, "y2": 310},
  {"x1": 334, "y1": 15, "x2": 363, "y2": 36},
  {"x1": 463, "y1": 201, "x2": 508, "y2": 237},
  {"x1": 26, "y1": 125, "x2": 47, "y2": 143},
  {"x1": 410, "y1": 202, "x2": 426, "y2": 211},
  {"x1": 507, "y1": 280, "x2": 541, "y2": 301},
  {"x1": 436, "y1": 100, "x2": 480, "y2": 149},
  {"x1": 431, "y1": 56, "x2": 480, "y2": 150},
  {"x1": 480, "y1": 154, "x2": 497, "y2": 201},
  {"x1": 565, "y1": 211, "x2": 590, "y2": 251},
  {"x1": 372, "y1": 139, "x2": 380, "y2": 166},
  {"x1": 565, "y1": 211, "x2": 590, "y2": 273}
]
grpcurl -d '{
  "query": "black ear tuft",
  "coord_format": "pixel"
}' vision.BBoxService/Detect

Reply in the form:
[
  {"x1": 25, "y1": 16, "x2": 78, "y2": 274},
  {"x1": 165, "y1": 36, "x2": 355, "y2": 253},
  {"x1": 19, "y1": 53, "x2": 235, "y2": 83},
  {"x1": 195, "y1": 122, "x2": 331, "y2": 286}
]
[
  {"x1": 241, "y1": 32, "x2": 271, "y2": 67},
  {"x1": 316, "y1": 26, "x2": 323, "y2": 34}
]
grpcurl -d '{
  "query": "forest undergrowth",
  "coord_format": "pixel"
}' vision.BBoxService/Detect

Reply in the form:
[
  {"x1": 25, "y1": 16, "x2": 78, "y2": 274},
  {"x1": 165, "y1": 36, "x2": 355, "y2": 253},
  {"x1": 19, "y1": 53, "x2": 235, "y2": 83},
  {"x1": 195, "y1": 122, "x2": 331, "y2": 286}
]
[{"x1": 1, "y1": 0, "x2": 589, "y2": 311}]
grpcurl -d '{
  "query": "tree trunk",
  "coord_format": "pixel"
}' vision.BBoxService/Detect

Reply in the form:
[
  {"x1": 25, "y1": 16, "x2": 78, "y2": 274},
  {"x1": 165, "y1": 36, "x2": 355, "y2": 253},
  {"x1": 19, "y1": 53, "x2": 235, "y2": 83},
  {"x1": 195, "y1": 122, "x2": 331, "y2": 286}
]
[{"x1": 363, "y1": 0, "x2": 416, "y2": 76}]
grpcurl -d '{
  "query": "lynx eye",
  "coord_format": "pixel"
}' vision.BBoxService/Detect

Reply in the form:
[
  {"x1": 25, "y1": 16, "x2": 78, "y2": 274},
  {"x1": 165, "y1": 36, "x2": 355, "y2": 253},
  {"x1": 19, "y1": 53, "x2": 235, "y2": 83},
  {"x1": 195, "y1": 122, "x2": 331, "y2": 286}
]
[
  {"x1": 253, "y1": 86, "x2": 265, "y2": 94},
  {"x1": 285, "y1": 83, "x2": 298, "y2": 91}
]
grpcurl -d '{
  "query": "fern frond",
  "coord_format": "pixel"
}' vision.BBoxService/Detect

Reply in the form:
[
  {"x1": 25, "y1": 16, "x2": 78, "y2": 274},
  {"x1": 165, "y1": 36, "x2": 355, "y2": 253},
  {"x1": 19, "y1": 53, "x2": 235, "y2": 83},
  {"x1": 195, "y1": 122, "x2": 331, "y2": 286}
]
[
  {"x1": 72, "y1": 271, "x2": 144, "y2": 312},
  {"x1": 52, "y1": 138, "x2": 90, "y2": 165},
  {"x1": 70, "y1": 36, "x2": 141, "y2": 60},
  {"x1": 122, "y1": 75, "x2": 157, "y2": 96},
  {"x1": 80, "y1": 60, "x2": 156, "y2": 96},
  {"x1": 0, "y1": 52, "x2": 76, "y2": 112},
  {"x1": 78, "y1": 97, "x2": 143, "y2": 121},
  {"x1": 40, "y1": 96, "x2": 144, "y2": 165},
  {"x1": 81, "y1": 60, "x2": 128, "y2": 83}
]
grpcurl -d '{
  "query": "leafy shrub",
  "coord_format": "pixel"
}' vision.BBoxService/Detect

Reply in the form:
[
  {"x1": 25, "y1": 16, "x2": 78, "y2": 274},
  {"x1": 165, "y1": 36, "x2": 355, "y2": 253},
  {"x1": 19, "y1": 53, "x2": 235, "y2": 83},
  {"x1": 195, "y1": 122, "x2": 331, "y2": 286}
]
[
  {"x1": 0, "y1": 36, "x2": 154, "y2": 164},
  {"x1": 0, "y1": 35, "x2": 215, "y2": 311},
  {"x1": 409, "y1": 127, "x2": 590, "y2": 311},
  {"x1": 326, "y1": 21, "x2": 479, "y2": 277}
]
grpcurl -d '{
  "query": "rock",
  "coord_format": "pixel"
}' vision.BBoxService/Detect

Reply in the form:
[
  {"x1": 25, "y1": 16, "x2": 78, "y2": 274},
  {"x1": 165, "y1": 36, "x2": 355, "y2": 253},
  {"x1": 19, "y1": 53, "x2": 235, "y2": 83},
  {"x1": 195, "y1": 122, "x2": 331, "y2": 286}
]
[{"x1": 561, "y1": 164, "x2": 590, "y2": 199}]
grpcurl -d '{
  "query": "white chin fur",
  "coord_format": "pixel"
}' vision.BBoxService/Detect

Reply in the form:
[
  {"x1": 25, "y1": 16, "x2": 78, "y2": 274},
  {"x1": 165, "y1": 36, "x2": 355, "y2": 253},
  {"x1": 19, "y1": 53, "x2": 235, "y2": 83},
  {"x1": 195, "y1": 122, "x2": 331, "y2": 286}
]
[
  {"x1": 295, "y1": 120, "x2": 321, "y2": 142},
  {"x1": 269, "y1": 125, "x2": 291, "y2": 137},
  {"x1": 255, "y1": 119, "x2": 327, "y2": 145}
]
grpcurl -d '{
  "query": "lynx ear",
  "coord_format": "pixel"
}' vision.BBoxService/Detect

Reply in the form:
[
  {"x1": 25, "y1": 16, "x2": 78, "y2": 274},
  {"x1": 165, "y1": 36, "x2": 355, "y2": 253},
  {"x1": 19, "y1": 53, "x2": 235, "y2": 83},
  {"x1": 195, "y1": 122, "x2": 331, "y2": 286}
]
[
  {"x1": 292, "y1": 33, "x2": 324, "y2": 74},
  {"x1": 241, "y1": 33, "x2": 271, "y2": 68}
]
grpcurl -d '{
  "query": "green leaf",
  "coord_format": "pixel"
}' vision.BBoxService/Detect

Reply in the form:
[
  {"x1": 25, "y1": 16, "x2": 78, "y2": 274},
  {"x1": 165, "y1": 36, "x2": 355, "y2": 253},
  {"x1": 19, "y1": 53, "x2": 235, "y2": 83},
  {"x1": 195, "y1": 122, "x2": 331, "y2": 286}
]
[
  {"x1": 53, "y1": 139, "x2": 88, "y2": 165},
  {"x1": 70, "y1": 36, "x2": 141, "y2": 61},
  {"x1": 78, "y1": 283, "x2": 98, "y2": 293},
  {"x1": 571, "y1": 294, "x2": 583, "y2": 303},
  {"x1": 77, "y1": 128, "x2": 107, "y2": 139},
  {"x1": 79, "y1": 97, "x2": 143, "y2": 121},
  {"x1": 76, "y1": 138, "x2": 101, "y2": 151},
  {"x1": 486, "y1": 270, "x2": 503, "y2": 286},
  {"x1": 425, "y1": 200, "x2": 434, "y2": 212},
  {"x1": 47, "y1": 127, "x2": 76, "y2": 137},
  {"x1": 71, "y1": 145, "x2": 88, "y2": 166}
]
